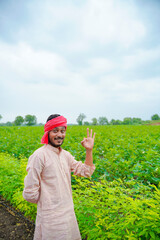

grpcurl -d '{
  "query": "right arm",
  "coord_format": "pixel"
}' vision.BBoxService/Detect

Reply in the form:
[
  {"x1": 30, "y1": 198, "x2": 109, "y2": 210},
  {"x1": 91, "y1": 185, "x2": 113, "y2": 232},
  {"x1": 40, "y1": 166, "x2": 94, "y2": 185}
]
[{"x1": 23, "y1": 154, "x2": 44, "y2": 204}]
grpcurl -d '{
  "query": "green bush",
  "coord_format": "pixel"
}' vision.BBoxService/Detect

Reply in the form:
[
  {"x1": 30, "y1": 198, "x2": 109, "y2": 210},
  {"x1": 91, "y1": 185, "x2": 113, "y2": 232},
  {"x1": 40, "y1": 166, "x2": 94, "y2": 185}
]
[
  {"x1": 72, "y1": 177, "x2": 160, "y2": 240},
  {"x1": 0, "y1": 153, "x2": 160, "y2": 239},
  {"x1": 0, "y1": 125, "x2": 160, "y2": 186},
  {"x1": 0, "y1": 153, "x2": 37, "y2": 221}
]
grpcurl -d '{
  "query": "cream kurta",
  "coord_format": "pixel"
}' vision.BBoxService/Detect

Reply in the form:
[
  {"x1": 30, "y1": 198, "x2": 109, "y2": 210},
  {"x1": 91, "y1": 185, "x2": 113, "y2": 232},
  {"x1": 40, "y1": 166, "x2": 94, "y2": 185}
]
[{"x1": 23, "y1": 144, "x2": 95, "y2": 240}]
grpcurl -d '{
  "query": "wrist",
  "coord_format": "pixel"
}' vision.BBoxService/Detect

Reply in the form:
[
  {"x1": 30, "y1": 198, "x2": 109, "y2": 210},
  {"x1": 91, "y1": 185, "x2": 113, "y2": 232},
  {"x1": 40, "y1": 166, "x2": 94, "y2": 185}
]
[{"x1": 86, "y1": 148, "x2": 93, "y2": 152}]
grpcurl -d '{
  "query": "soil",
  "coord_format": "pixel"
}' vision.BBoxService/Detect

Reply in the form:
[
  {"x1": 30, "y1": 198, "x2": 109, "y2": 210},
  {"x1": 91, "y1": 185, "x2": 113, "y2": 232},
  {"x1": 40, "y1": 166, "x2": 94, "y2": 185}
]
[
  {"x1": 0, "y1": 196, "x2": 87, "y2": 240},
  {"x1": 0, "y1": 196, "x2": 35, "y2": 240},
  {"x1": 151, "y1": 122, "x2": 160, "y2": 125}
]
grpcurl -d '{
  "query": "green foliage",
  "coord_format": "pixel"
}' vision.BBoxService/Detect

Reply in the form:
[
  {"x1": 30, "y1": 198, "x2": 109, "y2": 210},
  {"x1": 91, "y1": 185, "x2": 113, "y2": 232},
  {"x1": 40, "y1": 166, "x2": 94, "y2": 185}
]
[
  {"x1": 132, "y1": 118, "x2": 142, "y2": 125},
  {"x1": 151, "y1": 114, "x2": 160, "y2": 121},
  {"x1": 76, "y1": 113, "x2": 86, "y2": 125},
  {"x1": 0, "y1": 126, "x2": 43, "y2": 158},
  {"x1": 0, "y1": 125, "x2": 160, "y2": 239},
  {"x1": 0, "y1": 152, "x2": 160, "y2": 239},
  {"x1": 0, "y1": 153, "x2": 37, "y2": 221},
  {"x1": 24, "y1": 114, "x2": 37, "y2": 126},
  {"x1": 110, "y1": 119, "x2": 122, "y2": 125},
  {"x1": 14, "y1": 116, "x2": 24, "y2": 126},
  {"x1": 110, "y1": 118, "x2": 142, "y2": 125},
  {"x1": 84, "y1": 121, "x2": 90, "y2": 126},
  {"x1": 98, "y1": 116, "x2": 109, "y2": 125},
  {"x1": 72, "y1": 177, "x2": 160, "y2": 240},
  {"x1": 0, "y1": 125, "x2": 160, "y2": 186},
  {"x1": 123, "y1": 117, "x2": 133, "y2": 125},
  {"x1": 92, "y1": 118, "x2": 98, "y2": 125}
]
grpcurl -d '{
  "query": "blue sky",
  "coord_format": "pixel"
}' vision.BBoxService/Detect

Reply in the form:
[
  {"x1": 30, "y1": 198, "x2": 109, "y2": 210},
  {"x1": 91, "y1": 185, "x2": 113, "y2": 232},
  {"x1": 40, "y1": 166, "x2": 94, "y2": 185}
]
[{"x1": 0, "y1": 0, "x2": 160, "y2": 124}]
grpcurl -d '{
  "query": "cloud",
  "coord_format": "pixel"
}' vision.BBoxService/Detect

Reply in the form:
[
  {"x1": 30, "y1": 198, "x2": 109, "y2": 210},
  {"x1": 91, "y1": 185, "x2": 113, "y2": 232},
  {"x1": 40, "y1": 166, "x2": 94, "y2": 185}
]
[
  {"x1": 81, "y1": 0, "x2": 146, "y2": 47},
  {"x1": 0, "y1": 41, "x2": 72, "y2": 85},
  {"x1": 0, "y1": 0, "x2": 160, "y2": 123},
  {"x1": 5, "y1": 0, "x2": 146, "y2": 53},
  {"x1": 122, "y1": 46, "x2": 160, "y2": 70}
]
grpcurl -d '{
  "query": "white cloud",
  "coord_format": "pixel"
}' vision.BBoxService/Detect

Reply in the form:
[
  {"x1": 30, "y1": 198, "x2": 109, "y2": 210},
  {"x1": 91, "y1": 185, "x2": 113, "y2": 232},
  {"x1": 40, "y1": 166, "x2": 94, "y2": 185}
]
[
  {"x1": 81, "y1": 0, "x2": 146, "y2": 47},
  {"x1": 95, "y1": 74, "x2": 160, "y2": 104},
  {"x1": 0, "y1": 41, "x2": 72, "y2": 84},
  {"x1": 14, "y1": 0, "x2": 146, "y2": 53},
  {"x1": 123, "y1": 46, "x2": 160, "y2": 69},
  {"x1": 0, "y1": 0, "x2": 160, "y2": 123}
]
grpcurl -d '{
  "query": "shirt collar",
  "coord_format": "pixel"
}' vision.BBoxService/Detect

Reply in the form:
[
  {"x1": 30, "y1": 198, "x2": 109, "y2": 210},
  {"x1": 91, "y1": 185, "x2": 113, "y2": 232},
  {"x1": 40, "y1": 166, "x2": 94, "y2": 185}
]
[{"x1": 45, "y1": 144, "x2": 62, "y2": 154}]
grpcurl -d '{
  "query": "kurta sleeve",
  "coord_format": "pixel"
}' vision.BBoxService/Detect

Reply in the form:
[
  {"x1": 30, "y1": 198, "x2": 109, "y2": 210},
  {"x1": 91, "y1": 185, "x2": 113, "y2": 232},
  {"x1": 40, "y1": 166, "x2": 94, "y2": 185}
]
[
  {"x1": 68, "y1": 153, "x2": 95, "y2": 178},
  {"x1": 23, "y1": 153, "x2": 44, "y2": 204}
]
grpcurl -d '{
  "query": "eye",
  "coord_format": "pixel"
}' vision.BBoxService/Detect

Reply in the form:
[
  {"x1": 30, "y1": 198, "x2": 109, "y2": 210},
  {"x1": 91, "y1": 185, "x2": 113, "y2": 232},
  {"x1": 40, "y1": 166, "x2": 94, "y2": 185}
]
[{"x1": 53, "y1": 130, "x2": 58, "y2": 133}]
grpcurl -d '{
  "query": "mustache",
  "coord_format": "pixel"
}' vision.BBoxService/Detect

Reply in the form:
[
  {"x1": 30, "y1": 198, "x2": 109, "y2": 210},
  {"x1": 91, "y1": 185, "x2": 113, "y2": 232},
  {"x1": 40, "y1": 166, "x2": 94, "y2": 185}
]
[{"x1": 54, "y1": 137, "x2": 63, "y2": 140}]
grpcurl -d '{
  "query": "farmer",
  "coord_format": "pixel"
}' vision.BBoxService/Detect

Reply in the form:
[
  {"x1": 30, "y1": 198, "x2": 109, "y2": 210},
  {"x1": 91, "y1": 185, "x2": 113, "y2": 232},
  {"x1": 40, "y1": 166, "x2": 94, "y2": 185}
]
[{"x1": 23, "y1": 114, "x2": 96, "y2": 240}]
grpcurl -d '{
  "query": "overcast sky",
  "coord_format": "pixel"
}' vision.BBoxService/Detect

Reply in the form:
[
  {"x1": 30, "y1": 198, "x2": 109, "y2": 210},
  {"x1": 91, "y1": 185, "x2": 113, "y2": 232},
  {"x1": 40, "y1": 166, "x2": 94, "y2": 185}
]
[{"x1": 0, "y1": 0, "x2": 160, "y2": 124}]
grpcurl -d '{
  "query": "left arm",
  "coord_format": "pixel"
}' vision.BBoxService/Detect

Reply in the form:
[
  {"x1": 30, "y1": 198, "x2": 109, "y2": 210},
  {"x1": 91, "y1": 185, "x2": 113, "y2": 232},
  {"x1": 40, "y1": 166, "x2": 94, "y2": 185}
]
[{"x1": 70, "y1": 128, "x2": 96, "y2": 178}]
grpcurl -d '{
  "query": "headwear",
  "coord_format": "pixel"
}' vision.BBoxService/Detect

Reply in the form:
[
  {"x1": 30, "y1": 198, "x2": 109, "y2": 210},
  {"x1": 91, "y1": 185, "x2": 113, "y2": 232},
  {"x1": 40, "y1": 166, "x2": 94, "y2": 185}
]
[{"x1": 41, "y1": 115, "x2": 67, "y2": 144}]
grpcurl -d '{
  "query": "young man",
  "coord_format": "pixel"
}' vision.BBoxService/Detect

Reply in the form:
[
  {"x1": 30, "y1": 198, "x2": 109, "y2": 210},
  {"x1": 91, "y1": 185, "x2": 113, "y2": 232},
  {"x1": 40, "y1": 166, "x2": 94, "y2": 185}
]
[{"x1": 23, "y1": 114, "x2": 96, "y2": 240}]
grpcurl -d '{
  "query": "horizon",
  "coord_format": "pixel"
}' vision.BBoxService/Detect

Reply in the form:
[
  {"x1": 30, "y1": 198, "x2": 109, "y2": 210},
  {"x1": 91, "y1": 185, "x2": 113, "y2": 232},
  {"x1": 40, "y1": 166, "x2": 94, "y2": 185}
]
[{"x1": 0, "y1": 113, "x2": 159, "y2": 125}]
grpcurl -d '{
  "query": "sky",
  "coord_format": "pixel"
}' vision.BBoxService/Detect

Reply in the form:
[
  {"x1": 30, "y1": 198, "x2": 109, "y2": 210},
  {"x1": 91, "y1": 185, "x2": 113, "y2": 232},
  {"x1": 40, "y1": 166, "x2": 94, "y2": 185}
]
[{"x1": 0, "y1": 0, "x2": 160, "y2": 124}]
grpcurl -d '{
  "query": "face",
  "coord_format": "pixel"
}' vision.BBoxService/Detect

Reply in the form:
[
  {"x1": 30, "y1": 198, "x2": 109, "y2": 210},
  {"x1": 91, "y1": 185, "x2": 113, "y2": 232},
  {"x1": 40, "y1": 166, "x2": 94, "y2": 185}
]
[{"x1": 48, "y1": 126, "x2": 66, "y2": 148}]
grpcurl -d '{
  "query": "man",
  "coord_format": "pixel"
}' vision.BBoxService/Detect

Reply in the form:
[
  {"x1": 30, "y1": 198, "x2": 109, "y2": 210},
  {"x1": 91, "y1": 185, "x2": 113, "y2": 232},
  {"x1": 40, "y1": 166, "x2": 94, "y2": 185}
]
[{"x1": 23, "y1": 114, "x2": 96, "y2": 240}]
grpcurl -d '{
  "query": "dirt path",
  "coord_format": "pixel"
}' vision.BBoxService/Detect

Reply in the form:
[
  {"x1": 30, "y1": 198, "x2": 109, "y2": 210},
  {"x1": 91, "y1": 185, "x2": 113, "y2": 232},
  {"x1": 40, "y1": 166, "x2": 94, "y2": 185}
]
[
  {"x1": 0, "y1": 196, "x2": 35, "y2": 240},
  {"x1": 0, "y1": 196, "x2": 87, "y2": 240}
]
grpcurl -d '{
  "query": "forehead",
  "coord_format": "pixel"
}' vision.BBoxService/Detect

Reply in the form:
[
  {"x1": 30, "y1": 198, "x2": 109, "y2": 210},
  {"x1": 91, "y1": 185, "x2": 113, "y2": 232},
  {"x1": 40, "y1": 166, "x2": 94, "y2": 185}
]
[{"x1": 53, "y1": 126, "x2": 66, "y2": 130}]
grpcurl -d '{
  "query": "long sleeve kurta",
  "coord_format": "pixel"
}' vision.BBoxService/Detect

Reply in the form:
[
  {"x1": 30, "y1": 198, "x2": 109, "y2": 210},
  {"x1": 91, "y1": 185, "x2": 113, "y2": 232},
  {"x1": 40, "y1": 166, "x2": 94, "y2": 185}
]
[{"x1": 23, "y1": 144, "x2": 95, "y2": 240}]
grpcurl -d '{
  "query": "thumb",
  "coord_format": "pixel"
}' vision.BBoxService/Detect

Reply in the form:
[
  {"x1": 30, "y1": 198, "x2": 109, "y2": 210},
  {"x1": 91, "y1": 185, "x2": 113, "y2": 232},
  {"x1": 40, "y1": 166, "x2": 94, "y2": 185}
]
[{"x1": 81, "y1": 138, "x2": 86, "y2": 144}]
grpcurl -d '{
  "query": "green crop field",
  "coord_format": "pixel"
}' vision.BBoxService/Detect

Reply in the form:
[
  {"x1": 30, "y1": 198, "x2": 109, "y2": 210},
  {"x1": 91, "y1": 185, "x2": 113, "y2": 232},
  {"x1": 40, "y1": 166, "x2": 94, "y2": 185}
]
[{"x1": 0, "y1": 125, "x2": 160, "y2": 239}]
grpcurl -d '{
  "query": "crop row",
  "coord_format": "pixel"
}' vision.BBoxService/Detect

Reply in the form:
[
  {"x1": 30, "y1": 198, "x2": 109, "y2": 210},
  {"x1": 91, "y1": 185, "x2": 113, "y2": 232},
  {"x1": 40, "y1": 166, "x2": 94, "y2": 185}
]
[
  {"x1": 0, "y1": 152, "x2": 160, "y2": 240},
  {"x1": 0, "y1": 125, "x2": 160, "y2": 185},
  {"x1": 0, "y1": 125, "x2": 160, "y2": 239}
]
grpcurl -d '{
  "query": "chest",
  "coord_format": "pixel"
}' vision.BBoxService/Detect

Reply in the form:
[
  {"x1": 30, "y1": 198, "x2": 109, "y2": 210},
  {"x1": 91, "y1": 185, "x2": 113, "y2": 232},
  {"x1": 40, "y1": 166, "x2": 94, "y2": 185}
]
[{"x1": 41, "y1": 151, "x2": 70, "y2": 181}]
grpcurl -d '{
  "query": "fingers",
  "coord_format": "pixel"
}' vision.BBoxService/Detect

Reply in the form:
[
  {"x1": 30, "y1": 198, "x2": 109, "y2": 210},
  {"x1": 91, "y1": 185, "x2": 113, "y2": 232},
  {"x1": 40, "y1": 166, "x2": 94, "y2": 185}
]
[
  {"x1": 87, "y1": 128, "x2": 92, "y2": 137},
  {"x1": 90, "y1": 129, "x2": 92, "y2": 137},
  {"x1": 81, "y1": 137, "x2": 86, "y2": 144},
  {"x1": 86, "y1": 128, "x2": 96, "y2": 139},
  {"x1": 87, "y1": 128, "x2": 89, "y2": 138}
]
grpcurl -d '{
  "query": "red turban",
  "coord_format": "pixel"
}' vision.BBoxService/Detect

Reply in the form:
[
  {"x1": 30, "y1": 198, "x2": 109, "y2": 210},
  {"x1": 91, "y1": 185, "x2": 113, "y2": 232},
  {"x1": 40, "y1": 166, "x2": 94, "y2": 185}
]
[{"x1": 41, "y1": 116, "x2": 67, "y2": 144}]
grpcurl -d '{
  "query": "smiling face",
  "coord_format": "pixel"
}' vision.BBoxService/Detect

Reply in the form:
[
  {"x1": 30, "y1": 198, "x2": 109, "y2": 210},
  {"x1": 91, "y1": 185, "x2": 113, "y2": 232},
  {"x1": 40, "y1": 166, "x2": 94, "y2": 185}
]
[{"x1": 48, "y1": 126, "x2": 66, "y2": 148}]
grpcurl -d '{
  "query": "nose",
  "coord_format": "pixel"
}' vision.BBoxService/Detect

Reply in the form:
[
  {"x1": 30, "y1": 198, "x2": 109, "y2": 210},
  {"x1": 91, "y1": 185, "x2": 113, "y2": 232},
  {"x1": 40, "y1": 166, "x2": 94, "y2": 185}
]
[{"x1": 57, "y1": 131, "x2": 63, "y2": 138}]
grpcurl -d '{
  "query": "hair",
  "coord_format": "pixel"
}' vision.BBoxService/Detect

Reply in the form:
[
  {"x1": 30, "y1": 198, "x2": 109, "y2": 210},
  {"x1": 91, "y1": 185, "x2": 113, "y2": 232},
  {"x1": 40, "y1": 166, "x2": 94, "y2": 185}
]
[{"x1": 46, "y1": 114, "x2": 61, "y2": 123}]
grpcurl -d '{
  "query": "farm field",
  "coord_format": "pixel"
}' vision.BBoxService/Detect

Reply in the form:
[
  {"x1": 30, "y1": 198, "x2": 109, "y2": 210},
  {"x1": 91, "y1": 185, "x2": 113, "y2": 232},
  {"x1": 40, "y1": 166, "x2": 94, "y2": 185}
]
[{"x1": 0, "y1": 125, "x2": 160, "y2": 240}]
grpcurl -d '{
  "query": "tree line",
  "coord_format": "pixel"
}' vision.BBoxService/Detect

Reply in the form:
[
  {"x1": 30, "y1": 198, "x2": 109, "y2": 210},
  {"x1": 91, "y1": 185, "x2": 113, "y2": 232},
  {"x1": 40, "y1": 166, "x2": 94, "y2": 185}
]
[
  {"x1": 0, "y1": 115, "x2": 38, "y2": 126},
  {"x1": 0, "y1": 113, "x2": 160, "y2": 126},
  {"x1": 76, "y1": 113, "x2": 160, "y2": 125}
]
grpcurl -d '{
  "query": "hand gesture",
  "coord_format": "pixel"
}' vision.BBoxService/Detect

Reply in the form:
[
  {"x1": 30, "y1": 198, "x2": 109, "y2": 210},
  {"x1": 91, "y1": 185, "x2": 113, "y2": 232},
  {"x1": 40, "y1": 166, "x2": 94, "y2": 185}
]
[{"x1": 81, "y1": 128, "x2": 96, "y2": 150}]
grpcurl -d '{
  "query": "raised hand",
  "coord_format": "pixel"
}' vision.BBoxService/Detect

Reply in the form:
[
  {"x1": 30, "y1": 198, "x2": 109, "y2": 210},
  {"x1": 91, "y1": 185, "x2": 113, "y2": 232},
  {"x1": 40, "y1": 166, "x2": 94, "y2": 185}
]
[{"x1": 81, "y1": 128, "x2": 96, "y2": 150}]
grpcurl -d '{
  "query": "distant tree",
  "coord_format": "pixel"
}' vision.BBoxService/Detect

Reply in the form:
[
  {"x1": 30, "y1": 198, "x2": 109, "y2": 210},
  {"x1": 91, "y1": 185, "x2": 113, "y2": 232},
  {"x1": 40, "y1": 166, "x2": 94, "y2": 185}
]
[
  {"x1": 151, "y1": 114, "x2": 160, "y2": 120},
  {"x1": 115, "y1": 120, "x2": 122, "y2": 125},
  {"x1": 37, "y1": 123, "x2": 44, "y2": 126},
  {"x1": 76, "y1": 113, "x2": 86, "y2": 125},
  {"x1": 132, "y1": 118, "x2": 142, "y2": 125},
  {"x1": 142, "y1": 120, "x2": 151, "y2": 125},
  {"x1": 84, "y1": 121, "x2": 90, "y2": 126},
  {"x1": 14, "y1": 116, "x2": 24, "y2": 126},
  {"x1": 110, "y1": 119, "x2": 116, "y2": 125},
  {"x1": 123, "y1": 117, "x2": 132, "y2": 125},
  {"x1": 5, "y1": 121, "x2": 13, "y2": 126},
  {"x1": 91, "y1": 118, "x2": 98, "y2": 125},
  {"x1": 0, "y1": 115, "x2": 2, "y2": 121},
  {"x1": 98, "y1": 117, "x2": 109, "y2": 125},
  {"x1": 110, "y1": 119, "x2": 122, "y2": 125},
  {"x1": 24, "y1": 115, "x2": 37, "y2": 126}
]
